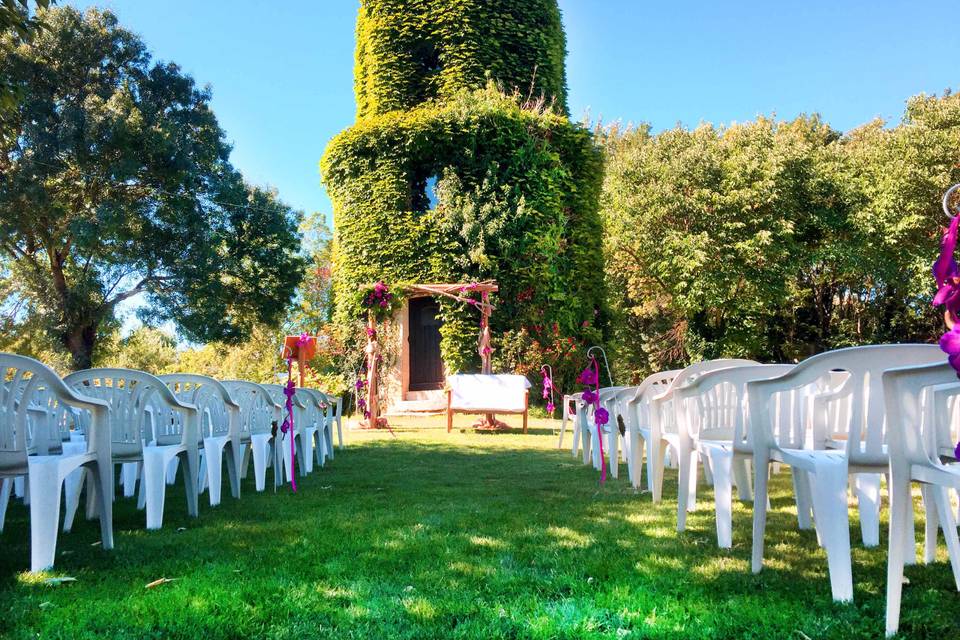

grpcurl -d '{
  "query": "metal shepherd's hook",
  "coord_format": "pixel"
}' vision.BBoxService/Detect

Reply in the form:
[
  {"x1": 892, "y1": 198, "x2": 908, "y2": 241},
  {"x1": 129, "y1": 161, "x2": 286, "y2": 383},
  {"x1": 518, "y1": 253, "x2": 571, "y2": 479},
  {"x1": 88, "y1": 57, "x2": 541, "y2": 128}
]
[
  {"x1": 943, "y1": 183, "x2": 960, "y2": 219},
  {"x1": 586, "y1": 345, "x2": 613, "y2": 387}
]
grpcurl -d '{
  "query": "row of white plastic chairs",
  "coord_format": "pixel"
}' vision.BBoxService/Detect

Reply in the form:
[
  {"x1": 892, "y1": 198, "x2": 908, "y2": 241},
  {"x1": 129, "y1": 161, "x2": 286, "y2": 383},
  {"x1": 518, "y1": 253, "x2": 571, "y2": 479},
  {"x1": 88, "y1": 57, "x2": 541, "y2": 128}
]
[
  {"x1": 0, "y1": 353, "x2": 344, "y2": 574},
  {"x1": 558, "y1": 344, "x2": 960, "y2": 637}
]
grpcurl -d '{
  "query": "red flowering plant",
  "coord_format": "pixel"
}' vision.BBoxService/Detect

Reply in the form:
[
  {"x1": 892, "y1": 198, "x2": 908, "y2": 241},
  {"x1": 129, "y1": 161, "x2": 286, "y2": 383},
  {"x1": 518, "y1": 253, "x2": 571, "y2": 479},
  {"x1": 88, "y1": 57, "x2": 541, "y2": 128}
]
[
  {"x1": 356, "y1": 280, "x2": 401, "y2": 322},
  {"x1": 497, "y1": 319, "x2": 600, "y2": 412}
]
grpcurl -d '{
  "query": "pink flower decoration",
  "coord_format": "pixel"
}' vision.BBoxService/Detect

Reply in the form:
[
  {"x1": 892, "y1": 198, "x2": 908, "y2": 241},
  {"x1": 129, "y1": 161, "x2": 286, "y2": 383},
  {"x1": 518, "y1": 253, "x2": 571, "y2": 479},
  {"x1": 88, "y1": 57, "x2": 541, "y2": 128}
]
[
  {"x1": 578, "y1": 366, "x2": 598, "y2": 387},
  {"x1": 595, "y1": 407, "x2": 609, "y2": 426},
  {"x1": 546, "y1": 401, "x2": 555, "y2": 414},
  {"x1": 581, "y1": 389, "x2": 597, "y2": 405}
]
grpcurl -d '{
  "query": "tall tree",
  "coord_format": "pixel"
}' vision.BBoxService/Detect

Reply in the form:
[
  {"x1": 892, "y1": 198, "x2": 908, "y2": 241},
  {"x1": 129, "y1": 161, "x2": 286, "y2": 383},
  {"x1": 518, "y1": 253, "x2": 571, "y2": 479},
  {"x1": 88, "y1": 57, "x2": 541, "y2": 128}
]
[{"x1": 0, "y1": 7, "x2": 305, "y2": 369}]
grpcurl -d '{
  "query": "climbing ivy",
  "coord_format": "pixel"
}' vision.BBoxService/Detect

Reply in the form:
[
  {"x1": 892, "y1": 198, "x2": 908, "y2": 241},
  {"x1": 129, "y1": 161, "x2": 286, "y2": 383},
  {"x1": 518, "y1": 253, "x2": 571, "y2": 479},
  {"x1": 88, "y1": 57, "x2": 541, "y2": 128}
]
[
  {"x1": 321, "y1": 87, "x2": 605, "y2": 385},
  {"x1": 353, "y1": 0, "x2": 568, "y2": 118}
]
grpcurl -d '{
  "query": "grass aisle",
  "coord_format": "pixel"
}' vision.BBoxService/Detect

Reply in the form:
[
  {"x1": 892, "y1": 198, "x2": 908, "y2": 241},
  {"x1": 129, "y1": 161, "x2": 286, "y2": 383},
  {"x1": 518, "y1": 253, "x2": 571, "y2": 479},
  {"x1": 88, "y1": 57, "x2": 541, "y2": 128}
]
[{"x1": 1, "y1": 416, "x2": 958, "y2": 639}]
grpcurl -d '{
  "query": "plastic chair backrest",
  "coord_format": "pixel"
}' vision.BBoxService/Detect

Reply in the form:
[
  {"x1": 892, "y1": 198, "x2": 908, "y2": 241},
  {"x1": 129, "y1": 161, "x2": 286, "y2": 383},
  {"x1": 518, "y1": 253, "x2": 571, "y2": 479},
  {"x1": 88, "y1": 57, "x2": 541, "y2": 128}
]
[
  {"x1": 221, "y1": 380, "x2": 279, "y2": 437},
  {"x1": 747, "y1": 344, "x2": 943, "y2": 464},
  {"x1": 655, "y1": 359, "x2": 758, "y2": 436},
  {"x1": 883, "y1": 361, "x2": 959, "y2": 470},
  {"x1": 159, "y1": 374, "x2": 239, "y2": 440},
  {"x1": 64, "y1": 368, "x2": 195, "y2": 457},
  {"x1": 676, "y1": 364, "x2": 795, "y2": 453},
  {"x1": 1, "y1": 353, "x2": 109, "y2": 474}
]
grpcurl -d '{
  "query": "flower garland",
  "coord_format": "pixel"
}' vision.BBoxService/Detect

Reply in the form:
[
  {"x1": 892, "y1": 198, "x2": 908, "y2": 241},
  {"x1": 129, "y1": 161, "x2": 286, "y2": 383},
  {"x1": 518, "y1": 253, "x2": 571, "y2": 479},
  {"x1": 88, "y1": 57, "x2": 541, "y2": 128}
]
[
  {"x1": 578, "y1": 356, "x2": 608, "y2": 484},
  {"x1": 933, "y1": 195, "x2": 960, "y2": 459},
  {"x1": 540, "y1": 365, "x2": 555, "y2": 415}
]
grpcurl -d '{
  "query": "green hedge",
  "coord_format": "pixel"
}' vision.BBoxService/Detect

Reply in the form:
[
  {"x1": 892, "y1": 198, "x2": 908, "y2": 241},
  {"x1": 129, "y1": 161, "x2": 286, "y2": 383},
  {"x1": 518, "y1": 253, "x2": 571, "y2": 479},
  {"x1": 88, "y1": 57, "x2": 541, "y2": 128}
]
[
  {"x1": 321, "y1": 87, "x2": 605, "y2": 387},
  {"x1": 354, "y1": 0, "x2": 568, "y2": 118}
]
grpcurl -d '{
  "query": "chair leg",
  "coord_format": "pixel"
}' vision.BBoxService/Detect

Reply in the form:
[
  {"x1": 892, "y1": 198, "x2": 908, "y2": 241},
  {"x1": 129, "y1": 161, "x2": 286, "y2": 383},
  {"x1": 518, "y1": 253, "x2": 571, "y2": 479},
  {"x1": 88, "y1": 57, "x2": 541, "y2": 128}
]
[
  {"x1": 677, "y1": 445, "x2": 693, "y2": 532},
  {"x1": 61, "y1": 466, "x2": 84, "y2": 533},
  {"x1": 650, "y1": 439, "x2": 665, "y2": 503},
  {"x1": 28, "y1": 469, "x2": 64, "y2": 572},
  {"x1": 251, "y1": 438, "x2": 269, "y2": 492},
  {"x1": 166, "y1": 457, "x2": 179, "y2": 485},
  {"x1": 791, "y1": 468, "x2": 815, "y2": 530},
  {"x1": 809, "y1": 462, "x2": 853, "y2": 602},
  {"x1": 708, "y1": 448, "x2": 734, "y2": 548},
  {"x1": 205, "y1": 443, "x2": 224, "y2": 507},
  {"x1": 751, "y1": 454, "x2": 770, "y2": 574},
  {"x1": 183, "y1": 449, "x2": 200, "y2": 518},
  {"x1": 632, "y1": 434, "x2": 646, "y2": 491},
  {"x1": 0, "y1": 477, "x2": 13, "y2": 532},
  {"x1": 733, "y1": 458, "x2": 752, "y2": 501},
  {"x1": 559, "y1": 405, "x2": 568, "y2": 449},
  {"x1": 571, "y1": 411, "x2": 580, "y2": 457},
  {"x1": 885, "y1": 470, "x2": 912, "y2": 637},
  {"x1": 855, "y1": 473, "x2": 882, "y2": 548},
  {"x1": 121, "y1": 462, "x2": 138, "y2": 498},
  {"x1": 197, "y1": 452, "x2": 208, "y2": 493},
  {"x1": 142, "y1": 451, "x2": 168, "y2": 530},
  {"x1": 225, "y1": 443, "x2": 241, "y2": 500},
  {"x1": 607, "y1": 427, "x2": 619, "y2": 479},
  {"x1": 240, "y1": 443, "x2": 252, "y2": 480},
  {"x1": 581, "y1": 421, "x2": 592, "y2": 465},
  {"x1": 932, "y1": 485, "x2": 960, "y2": 591},
  {"x1": 920, "y1": 483, "x2": 939, "y2": 564},
  {"x1": 302, "y1": 430, "x2": 315, "y2": 474},
  {"x1": 94, "y1": 461, "x2": 114, "y2": 551}
]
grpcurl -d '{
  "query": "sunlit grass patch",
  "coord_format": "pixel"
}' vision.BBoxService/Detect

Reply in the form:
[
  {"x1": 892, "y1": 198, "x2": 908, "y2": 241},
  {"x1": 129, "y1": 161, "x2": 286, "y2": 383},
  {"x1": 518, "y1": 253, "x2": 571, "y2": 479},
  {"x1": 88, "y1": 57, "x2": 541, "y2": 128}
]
[{"x1": 0, "y1": 416, "x2": 957, "y2": 639}]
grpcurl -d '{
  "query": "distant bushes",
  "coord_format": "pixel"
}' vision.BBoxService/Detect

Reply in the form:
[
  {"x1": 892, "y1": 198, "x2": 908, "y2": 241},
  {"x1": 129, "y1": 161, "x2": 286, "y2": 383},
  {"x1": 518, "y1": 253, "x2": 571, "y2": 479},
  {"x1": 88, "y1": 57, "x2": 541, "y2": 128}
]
[{"x1": 600, "y1": 91, "x2": 960, "y2": 381}]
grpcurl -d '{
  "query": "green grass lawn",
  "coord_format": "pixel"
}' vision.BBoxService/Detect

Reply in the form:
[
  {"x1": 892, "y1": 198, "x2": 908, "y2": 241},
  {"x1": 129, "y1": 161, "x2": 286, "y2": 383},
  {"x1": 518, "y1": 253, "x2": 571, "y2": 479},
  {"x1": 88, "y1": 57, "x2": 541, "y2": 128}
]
[{"x1": 1, "y1": 416, "x2": 958, "y2": 639}]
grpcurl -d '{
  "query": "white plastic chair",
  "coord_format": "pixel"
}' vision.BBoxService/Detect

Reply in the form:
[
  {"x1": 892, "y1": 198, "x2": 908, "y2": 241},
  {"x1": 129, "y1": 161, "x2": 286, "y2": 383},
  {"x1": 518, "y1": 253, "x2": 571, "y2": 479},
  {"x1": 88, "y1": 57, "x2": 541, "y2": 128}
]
[
  {"x1": 559, "y1": 393, "x2": 579, "y2": 451},
  {"x1": 882, "y1": 361, "x2": 960, "y2": 636},
  {"x1": 159, "y1": 375, "x2": 242, "y2": 506},
  {"x1": 330, "y1": 394, "x2": 343, "y2": 454},
  {"x1": 623, "y1": 370, "x2": 680, "y2": 490},
  {"x1": 0, "y1": 353, "x2": 114, "y2": 571},
  {"x1": 565, "y1": 392, "x2": 585, "y2": 458},
  {"x1": 221, "y1": 380, "x2": 283, "y2": 492},
  {"x1": 64, "y1": 368, "x2": 200, "y2": 530},
  {"x1": 674, "y1": 364, "x2": 795, "y2": 546},
  {"x1": 594, "y1": 386, "x2": 633, "y2": 478},
  {"x1": 263, "y1": 383, "x2": 308, "y2": 484},
  {"x1": 646, "y1": 359, "x2": 758, "y2": 505},
  {"x1": 297, "y1": 389, "x2": 332, "y2": 473},
  {"x1": 748, "y1": 344, "x2": 944, "y2": 602}
]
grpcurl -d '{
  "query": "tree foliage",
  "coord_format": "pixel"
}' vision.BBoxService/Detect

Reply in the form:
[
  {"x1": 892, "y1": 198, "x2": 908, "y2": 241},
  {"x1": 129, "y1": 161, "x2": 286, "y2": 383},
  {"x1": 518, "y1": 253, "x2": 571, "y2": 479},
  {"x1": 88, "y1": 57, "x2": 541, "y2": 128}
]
[
  {"x1": 353, "y1": 0, "x2": 567, "y2": 118},
  {"x1": 601, "y1": 92, "x2": 960, "y2": 381},
  {"x1": 0, "y1": 7, "x2": 305, "y2": 369}
]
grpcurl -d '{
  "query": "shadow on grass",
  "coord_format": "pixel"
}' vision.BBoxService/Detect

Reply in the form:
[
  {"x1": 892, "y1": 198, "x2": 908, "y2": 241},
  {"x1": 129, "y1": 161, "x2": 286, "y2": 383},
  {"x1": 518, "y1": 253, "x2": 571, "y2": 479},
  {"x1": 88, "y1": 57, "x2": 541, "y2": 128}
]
[{"x1": 0, "y1": 432, "x2": 957, "y2": 639}]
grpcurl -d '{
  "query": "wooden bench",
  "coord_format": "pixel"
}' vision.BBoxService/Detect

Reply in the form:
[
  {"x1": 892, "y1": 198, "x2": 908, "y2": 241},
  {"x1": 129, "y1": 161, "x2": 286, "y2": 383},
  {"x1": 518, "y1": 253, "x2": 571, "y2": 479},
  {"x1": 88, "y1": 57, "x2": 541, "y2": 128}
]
[{"x1": 446, "y1": 374, "x2": 531, "y2": 433}]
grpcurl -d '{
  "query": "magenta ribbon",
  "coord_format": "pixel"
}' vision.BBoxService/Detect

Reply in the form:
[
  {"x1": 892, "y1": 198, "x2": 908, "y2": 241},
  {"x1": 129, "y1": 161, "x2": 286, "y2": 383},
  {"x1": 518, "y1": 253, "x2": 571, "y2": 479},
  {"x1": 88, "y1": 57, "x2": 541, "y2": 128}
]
[
  {"x1": 578, "y1": 356, "x2": 606, "y2": 484},
  {"x1": 283, "y1": 357, "x2": 297, "y2": 492},
  {"x1": 591, "y1": 357, "x2": 606, "y2": 485}
]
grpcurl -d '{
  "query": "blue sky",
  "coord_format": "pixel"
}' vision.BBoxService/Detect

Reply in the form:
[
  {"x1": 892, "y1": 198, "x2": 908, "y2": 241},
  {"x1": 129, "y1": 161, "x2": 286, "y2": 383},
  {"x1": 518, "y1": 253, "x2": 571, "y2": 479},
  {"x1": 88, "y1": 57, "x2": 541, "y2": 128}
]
[{"x1": 65, "y1": 0, "x2": 959, "y2": 227}]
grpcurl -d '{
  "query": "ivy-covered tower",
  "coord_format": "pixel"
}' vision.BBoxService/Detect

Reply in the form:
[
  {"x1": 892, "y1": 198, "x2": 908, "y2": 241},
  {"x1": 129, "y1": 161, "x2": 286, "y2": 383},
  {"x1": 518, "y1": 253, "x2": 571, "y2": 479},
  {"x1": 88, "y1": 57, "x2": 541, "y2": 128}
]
[{"x1": 322, "y1": 0, "x2": 605, "y2": 410}]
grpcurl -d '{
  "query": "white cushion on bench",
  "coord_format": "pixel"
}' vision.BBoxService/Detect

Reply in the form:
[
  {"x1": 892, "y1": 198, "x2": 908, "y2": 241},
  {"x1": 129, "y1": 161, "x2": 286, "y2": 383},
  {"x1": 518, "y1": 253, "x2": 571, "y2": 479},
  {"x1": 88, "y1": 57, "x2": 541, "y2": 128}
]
[{"x1": 447, "y1": 374, "x2": 530, "y2": 413}]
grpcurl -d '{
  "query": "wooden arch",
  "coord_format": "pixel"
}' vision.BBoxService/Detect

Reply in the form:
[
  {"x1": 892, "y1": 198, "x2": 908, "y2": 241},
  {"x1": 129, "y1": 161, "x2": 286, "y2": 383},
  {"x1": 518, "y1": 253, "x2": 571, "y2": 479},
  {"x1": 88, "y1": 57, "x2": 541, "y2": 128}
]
[{"x1": 362, "y1": 281, "x2": 498, "y2": 428}]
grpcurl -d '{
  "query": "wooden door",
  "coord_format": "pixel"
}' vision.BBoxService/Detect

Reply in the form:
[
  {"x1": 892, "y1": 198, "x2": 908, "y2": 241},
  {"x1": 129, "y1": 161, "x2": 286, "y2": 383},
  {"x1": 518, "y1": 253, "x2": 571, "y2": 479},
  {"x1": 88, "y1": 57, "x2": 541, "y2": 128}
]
[{"x1": 409, "y1": 297, "x2": 444, "y2": 391}]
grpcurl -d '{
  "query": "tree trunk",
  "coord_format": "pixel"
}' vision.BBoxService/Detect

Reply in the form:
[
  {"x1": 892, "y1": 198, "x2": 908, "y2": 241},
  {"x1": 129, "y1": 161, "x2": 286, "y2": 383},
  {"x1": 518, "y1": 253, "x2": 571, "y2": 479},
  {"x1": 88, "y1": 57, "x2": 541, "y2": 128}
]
[{"x1": 62, "y1": 321, "x2": 97, "y2": 371}]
